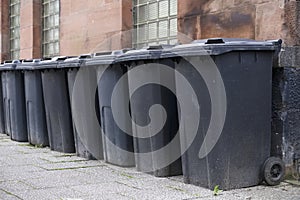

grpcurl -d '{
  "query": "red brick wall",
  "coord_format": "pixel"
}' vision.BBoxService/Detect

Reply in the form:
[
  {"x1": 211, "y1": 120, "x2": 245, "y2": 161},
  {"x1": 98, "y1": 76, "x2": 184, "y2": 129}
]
[{"x1": 60, "y1": 0, "x2": 132, "y2": 56}]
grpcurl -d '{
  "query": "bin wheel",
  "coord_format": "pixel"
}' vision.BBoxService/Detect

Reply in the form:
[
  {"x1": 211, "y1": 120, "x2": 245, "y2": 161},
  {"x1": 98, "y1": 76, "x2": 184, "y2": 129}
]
[{"x1": 262, "y1": 157, "x2": 285, "y2": 186}]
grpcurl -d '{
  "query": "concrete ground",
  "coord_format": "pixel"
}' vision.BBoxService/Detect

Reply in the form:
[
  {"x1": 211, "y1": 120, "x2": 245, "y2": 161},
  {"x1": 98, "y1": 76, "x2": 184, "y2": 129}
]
[{"x1": 0, "y1": 134, "x2": 299, "y2": 200}]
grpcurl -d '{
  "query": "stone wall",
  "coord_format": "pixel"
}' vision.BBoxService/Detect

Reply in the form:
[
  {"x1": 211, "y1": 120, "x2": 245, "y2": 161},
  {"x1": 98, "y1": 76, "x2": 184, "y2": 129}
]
[
  {"x1": 177, "y1": 0, "x2": 300, "y2": 47},
  {"x1": 19, "y1": 0, "x2": 42, "y2": 59},
  {"x1": 0, "y1": 0, "x2": 9, "y2": 61},
  {"x1": 60, "y1": 0, "x2": 132, "y2": 55}
]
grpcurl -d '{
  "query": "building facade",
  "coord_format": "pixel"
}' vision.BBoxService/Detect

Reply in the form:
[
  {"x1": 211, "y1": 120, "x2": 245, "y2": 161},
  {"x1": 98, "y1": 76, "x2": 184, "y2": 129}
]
[
  {"x1": 0, "y1": 0, "x2": 298, "y2": 60},
  {"x1": 0, "y1": 0, "x2": 299, "y2": 173}
]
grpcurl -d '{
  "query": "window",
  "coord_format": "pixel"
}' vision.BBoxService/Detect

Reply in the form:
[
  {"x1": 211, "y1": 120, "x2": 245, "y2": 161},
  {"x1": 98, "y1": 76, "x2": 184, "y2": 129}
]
[
  {"x1": 42, "y1": 0, "x2": 59, "y2": 57},
  {"x1": 9, "y1": 0, "x2": 20, "y2": 60},
  {"x1": 133, "y1": 0, "x2": 177, "y2": 49}
]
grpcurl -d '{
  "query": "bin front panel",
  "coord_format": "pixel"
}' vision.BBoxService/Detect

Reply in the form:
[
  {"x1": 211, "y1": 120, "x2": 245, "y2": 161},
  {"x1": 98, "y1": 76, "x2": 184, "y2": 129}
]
[
  {"x1": 97, "y1": 63, "x2": 135, "y2": 167},
  {"x1": 177, "y1": 51, "x2": 273, "y2": 190},
  {"x1": 127, "y1": 59, "x2": 182, "y2": 177},
  {"x1": 6, "y1": 71, "x2": 28, "y2": 142},
  {"x1": 24, "y1": 70, "x2": 49, "y2": 146},
  {"x1": 67, "y1": 67, "x2": 103, "y2": 160},
  {"x1": 41, "y1": 69, "x2": 75, "y2": 153}
]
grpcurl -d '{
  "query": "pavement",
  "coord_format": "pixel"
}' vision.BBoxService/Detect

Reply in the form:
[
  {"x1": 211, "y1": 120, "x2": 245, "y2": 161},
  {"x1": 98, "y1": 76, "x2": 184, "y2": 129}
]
[{"x1": 0, "y1": 134, "x2": 299, "y2": 200}]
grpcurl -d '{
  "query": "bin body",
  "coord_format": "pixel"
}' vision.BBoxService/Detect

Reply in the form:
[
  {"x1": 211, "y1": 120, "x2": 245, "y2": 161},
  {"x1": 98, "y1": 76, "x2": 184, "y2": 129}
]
[
  {"x1": 0, "y1": 69, "x2": 6, "y2": 134},
  {"x1": 1, "y1": 72, "x2": 10, "y2": 136},
  {"x1": 40, "y1": 59, "x2": 75, "y2": 153},
  {"x1": 86, "y1": 52, "x2": 135, "y2": 167},
  {"x1": 20, "y1": 61, "x2": 49, "y2": 146},
  {"x1": 121, "y1": 46, "x2": 182, "y2": 176},
  {"x1": 62, "y1": 57, "x2": 103, "y2": 160},
  {"x1": 3, "y1": 62, "x2": 28, "y2": 142},
  {"x1": 168, "y1": 38, "x2": 281, "y2": 190}
]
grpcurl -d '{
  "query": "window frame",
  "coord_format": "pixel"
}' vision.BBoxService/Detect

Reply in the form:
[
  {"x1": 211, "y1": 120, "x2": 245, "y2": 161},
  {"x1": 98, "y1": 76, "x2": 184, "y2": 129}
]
[{"x1": 42, "y1": 0, "x2": 60, "y2": 57}]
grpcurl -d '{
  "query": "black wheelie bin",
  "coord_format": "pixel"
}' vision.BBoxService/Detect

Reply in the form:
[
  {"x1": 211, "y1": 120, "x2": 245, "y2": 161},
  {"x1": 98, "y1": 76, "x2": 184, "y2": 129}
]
[
  {"x1": 2, "y1": 60, "x2": 27, "y2": 142},
  {"x1": 17, "y1": 59, "x2": 49, "y2": 146},
  {"x1": 118, "y1": 45, "x2": 182, "y2": 177},
  {"x1": 59, "y1": 55, "x2": 104, "y2": 160},
  {"x1": 86, "y1": 50, "x2": 135, "y2": 167},
  {"x1": 38, "y1": 56, "x2": 75, "y2": 153},
  {"x1": 162, "y1": 38, "x2": 285, "y2": 190},
  {"x1": 0, "y1": 63, "x2": 6, "y2": 134}
]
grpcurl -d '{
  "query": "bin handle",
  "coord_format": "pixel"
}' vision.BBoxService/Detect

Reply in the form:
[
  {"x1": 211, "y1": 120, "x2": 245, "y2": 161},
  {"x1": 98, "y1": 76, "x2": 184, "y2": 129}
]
[
  {"x1": 205, "y1": 38, "x2": 225, "y2": 44},
  {"x1": 79, "y1": 54, "x2": 92, "y2": 59}
]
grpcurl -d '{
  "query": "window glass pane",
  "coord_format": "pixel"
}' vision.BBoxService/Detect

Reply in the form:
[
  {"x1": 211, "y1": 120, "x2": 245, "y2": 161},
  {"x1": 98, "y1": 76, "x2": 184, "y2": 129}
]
[
  {"x1": 54, "y1": 29, "x2": 59, "y2": 40},
  {"x1": 44, "y1": 3, "x2": 49, "y2": 14},
  {"x1": 12, "y1": 16, "x2": 19, "y2": 26},
  {"x1": 158, "y1": 20, "x2": 168, "y2": 38},
  {"x1": 44, "y1": 30, "x2": 50, "y2": 43},
  {"x1": 44, "y1": 44, "x2": 49, "y2": 55},
  {"x1": 54, "y1": 42, "x2": 59, "y2": 53},
  {"x1": 14, "y1": 39, "x2": 19, "y2": 50},
  {"x1": 54, "y1": 0, "x2": 59, "y2": 12},
  {"x1": 11, "y1": 0, "x2": 18, "y2": 4},
  {"x1": 158, "y1": 40, "x2": 168, "y2": 45},
  {"x1": 138, "y1": 24, "x2": 148, "y2": 42},
  {"x1": 169, "y1": 38, "x2": 178, "y2": 45},
  {"x1": 137, "y1": 5, "x2": 148, "y2": 23},
  {"x1": 49, "y1": 15, "x2": 54, "y2": 27},
  {"x1": 49, "y1": 43, "x2": 54, "y2": 54},
  {"x1": 54, "y1": 14, "x2": 59, "y2": 26},
  {"x1": 49, "y1": 29, "x2": 54, "y2": 41},
  {"x1": 148, "y1": 41, "x2": 159, "y2": 46},
  {"x1": 136, "y1": 43, "x2": 145, "y2": 49},
  {"x1": 148, "y1": 22, "x2": 157, "y2": 40},
  {"x1": 49, "y1": 1, "x2": 54, "y2": 13},
  {"x1": 170, "y1": 0, "x2": 177, "y2": 16},
  {"x1": 148, "y1": 3, "x2": 158, "y2": 20},
  {"x1": 159, "y1": 1, "x2": 168, "y2": 18},
  {"x1": 139, "y1": 0, "x2": 148, "y2": 4},
  {"x1": 169, "y1": 18, "x2": 177, "y2": 36}
]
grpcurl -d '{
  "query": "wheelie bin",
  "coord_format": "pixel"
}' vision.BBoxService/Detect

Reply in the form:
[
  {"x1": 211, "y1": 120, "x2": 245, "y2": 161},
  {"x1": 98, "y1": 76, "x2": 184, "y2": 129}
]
[
  {"x1": 0, "y1": 63, "x2": 6, "y2": 134},
  {"x1": 85, "y1": 50, "x2": 135, "y2": 167},
  {"x1": 118, "y1": 45, "x2": 182, "y2": 177},
  {"x1": 1, "y1": 63, "x2": 10, "y2": 136},
  {"x1": 38, "y1": 56, "x2": 75, "y2": 153},
  {"x1": 59, "y1": 55, "x2": 104, "y2": 160},
  {"x1": 17, "y1": 59, "x2": 49, "y2": 146},
  {"x1": 2, "y1": 60, "x2": 27, "y2": 142},
  {"x1": 161, "y1": 38, "x2": 285, "y2": 190}
]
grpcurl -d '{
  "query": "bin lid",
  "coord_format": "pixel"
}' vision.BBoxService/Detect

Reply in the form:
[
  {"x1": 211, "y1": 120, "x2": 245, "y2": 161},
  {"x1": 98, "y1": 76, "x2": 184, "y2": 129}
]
[
  {"x1": 16, "y1": 59, "x2": 42, "y2": 70},
  {"x1": 0, "y1": 60, "x2": 21, "y2": 71},
  {"x1": 58, "y1": 54, "x2": 92, "y2": 68},
  {"x1": 35, "y1": 56, "x2": 76, "y2": 69},
  {"x1": 117, "y1": 44, "x2": 174, "y2": 62},
  {"x1": 161, "y1": 38, "x2": 282, "y2": 58},
  {"x1": 85, "y1": 49, "x2": 131, "y2": 66}
]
